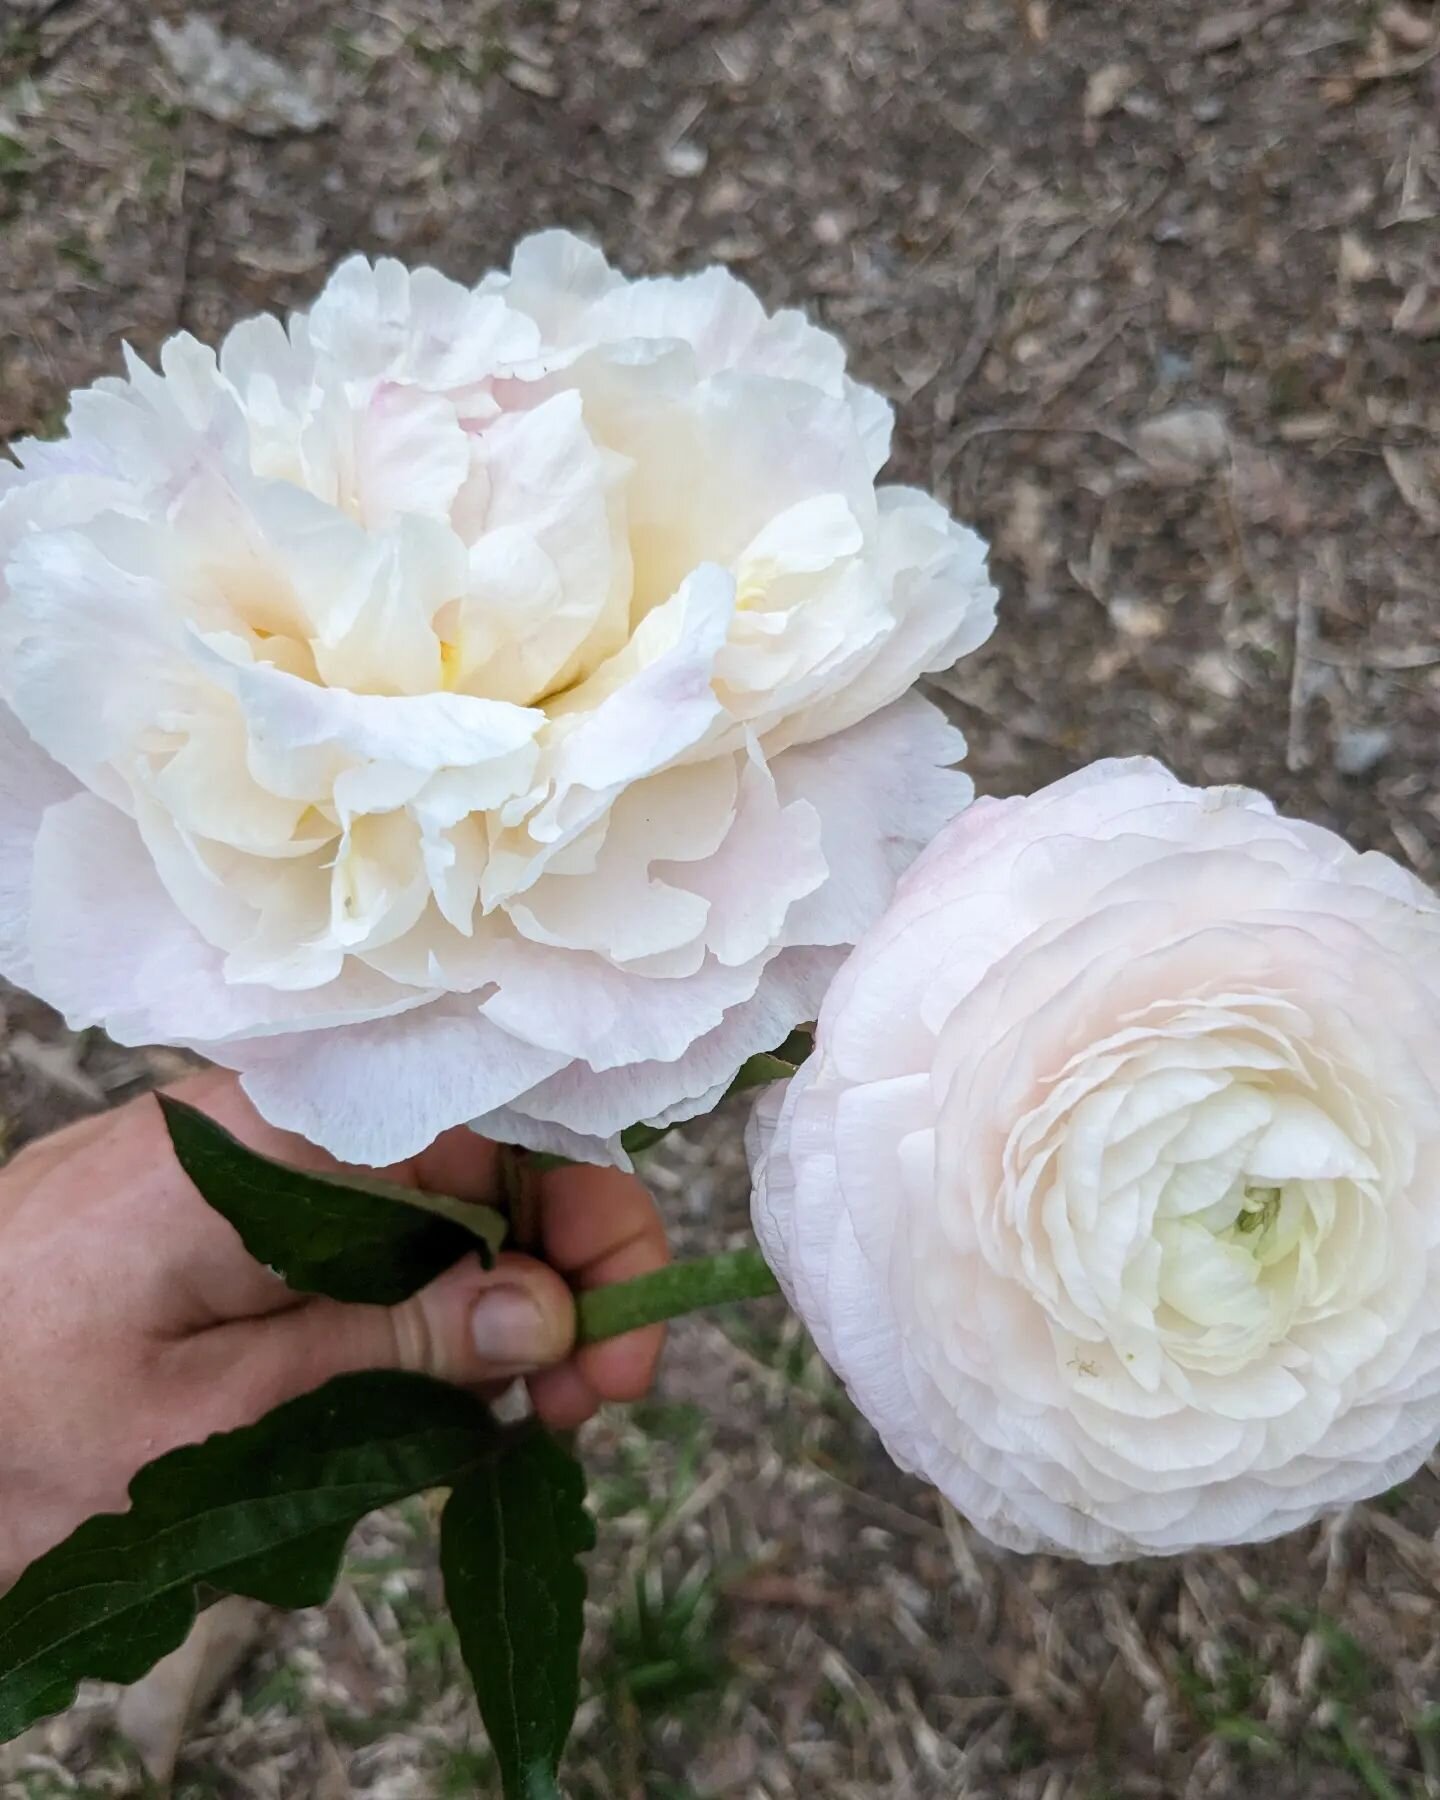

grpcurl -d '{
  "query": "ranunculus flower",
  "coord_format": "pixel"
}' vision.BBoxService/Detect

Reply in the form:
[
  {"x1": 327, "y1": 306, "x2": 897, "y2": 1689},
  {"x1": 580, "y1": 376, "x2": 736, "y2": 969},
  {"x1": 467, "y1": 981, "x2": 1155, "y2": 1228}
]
[
  {"x1": 0, "y1": 232, "x2": 995, "y2": 1165},
  {"x1": 750, "y1": 759, "x2": 1440, "y2": 1559}
]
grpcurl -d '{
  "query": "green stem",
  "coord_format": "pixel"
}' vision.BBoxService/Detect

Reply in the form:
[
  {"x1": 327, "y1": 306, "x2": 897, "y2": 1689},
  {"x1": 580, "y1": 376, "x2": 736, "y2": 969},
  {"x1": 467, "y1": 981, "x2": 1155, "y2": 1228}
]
[{"x1": 575, "y1": 1246, "x2": 780, "y2": 1345}]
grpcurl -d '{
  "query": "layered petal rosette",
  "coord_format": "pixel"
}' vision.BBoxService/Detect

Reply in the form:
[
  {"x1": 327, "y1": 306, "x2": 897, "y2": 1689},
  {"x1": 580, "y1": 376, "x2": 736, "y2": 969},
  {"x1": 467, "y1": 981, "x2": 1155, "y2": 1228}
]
[
  {"x1": 750, "y1": 759, "x2": 1440, "y2": 1559},
  {"x1": 0, "y1": 233, "x2": 995, "y2": 1164}
]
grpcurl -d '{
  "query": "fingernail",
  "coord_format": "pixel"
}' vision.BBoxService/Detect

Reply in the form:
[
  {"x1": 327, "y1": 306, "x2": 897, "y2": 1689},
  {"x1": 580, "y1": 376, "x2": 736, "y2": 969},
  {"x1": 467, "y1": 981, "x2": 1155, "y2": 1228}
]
[{"x1": 471, "y1": 1285, "x2": 553, "y2": 1369}]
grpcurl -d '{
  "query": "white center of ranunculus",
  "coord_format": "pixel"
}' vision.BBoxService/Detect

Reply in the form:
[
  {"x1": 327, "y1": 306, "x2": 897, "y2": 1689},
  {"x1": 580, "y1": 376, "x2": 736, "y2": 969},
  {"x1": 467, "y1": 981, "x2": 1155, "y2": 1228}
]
[
  {"x1": 1149, "y1": 1087, "x2": 1378, "y2": 1370},
  {"x1": 990, "y1": 997, "x2": 1393, "y2": 1389}
]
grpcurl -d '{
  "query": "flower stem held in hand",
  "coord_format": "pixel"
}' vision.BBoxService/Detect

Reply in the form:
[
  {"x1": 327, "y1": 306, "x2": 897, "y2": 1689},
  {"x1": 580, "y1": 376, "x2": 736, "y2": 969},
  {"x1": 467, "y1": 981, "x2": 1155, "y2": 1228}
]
[{"x1": 574, "y1": 1247, "x2": 779, "y2": 1346}]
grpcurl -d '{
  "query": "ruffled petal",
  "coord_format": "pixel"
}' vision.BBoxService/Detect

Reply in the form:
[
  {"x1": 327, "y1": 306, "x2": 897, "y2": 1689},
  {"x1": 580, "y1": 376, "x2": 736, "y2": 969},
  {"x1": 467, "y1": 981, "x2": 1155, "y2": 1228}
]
[{"x1": 0, "y1": 702, "x2": 77, "y2": 987}]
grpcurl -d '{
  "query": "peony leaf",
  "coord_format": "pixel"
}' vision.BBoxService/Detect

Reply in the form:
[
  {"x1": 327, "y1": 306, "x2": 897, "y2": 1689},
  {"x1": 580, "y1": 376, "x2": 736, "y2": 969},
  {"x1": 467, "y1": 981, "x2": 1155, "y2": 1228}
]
[
  {"x1": 441, "y1": 1428, "x2": 593, "y2": 1800},
  {"x1": 0, "y1": 1373, "x2": 501, "y2": 1743},
  {"x1": 528, "y1": 1033, "x2": 815, "y2": 1170},
  {"x1": 159, "y1": 1095, "x2": 506, "y2": 1305},
  {"x1": 727, "y1": 1047, "x2": 805, "y2": 1094},
  {"x1": 616, "y1": 1032, "x2": 814, "y2": 1160}
]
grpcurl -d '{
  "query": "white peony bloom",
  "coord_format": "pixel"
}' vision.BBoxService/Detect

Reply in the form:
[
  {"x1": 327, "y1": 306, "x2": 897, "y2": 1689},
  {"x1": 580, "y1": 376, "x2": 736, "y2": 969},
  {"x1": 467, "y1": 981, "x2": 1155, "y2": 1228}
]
[
  {"x1": 750, "y1": 759, "x2": 1440, "y2": 1559},
  {"x1": 0, "y1": 233, "x2": 995, "y2": 1165}
]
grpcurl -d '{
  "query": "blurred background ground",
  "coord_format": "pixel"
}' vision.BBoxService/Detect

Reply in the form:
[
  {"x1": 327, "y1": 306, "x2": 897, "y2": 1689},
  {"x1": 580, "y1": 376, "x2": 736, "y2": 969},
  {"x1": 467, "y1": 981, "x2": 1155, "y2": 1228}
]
[{"x1": 1, "y1": 0, "x2": 1439, "y2": 1794}]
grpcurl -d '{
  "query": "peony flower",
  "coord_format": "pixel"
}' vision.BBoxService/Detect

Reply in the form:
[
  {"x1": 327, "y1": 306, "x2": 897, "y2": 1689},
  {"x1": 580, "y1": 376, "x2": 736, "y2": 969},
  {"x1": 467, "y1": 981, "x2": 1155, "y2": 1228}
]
[
  {"x1": 750, "y1": 759, "x2": 1440, "y2": 1559},
  {"x1": 0, "y1": 233, "x2": 996, "y2": 1166}
]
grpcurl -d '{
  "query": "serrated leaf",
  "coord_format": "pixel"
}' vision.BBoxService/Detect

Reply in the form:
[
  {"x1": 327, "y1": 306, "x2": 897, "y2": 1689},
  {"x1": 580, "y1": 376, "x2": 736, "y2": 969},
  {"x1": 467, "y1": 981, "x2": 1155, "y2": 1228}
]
[
  {"x1": 441, "y1": 1430, "x2": 593, "y2": 1800},
  {"x1": 0, "y1": 1373, "x2": 498, "y2": 1741},
  {"x1": 160, "y1": 1095, "x2": 506, "y2": 1305}
]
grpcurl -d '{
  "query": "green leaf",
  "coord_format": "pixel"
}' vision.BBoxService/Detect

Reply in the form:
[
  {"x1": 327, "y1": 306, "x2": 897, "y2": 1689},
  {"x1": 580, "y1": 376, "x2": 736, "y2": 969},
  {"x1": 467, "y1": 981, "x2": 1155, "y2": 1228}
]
[
  {"x1": 0, "y1": 1373, "x2": 499, "y2": 1742},
  {"x1": 725, "y1": 1048, "x2": 803, "y2": 1094},
  {"x1": 766, "y1": 1026, "x2": 814, "y2": 1068},
  {"x1": 159, "y1": 1095, "x2": 506, "y2": 1305},
  {"x1": 616, "y1": 1120, "x2": 672, "y2": 1157},
  {"x1": 442, "y1": 1429, "x2": 594, "y2": 1800},
  {"x1": 617, "y1": 1037, "x2": 810, "y2": 1159}
]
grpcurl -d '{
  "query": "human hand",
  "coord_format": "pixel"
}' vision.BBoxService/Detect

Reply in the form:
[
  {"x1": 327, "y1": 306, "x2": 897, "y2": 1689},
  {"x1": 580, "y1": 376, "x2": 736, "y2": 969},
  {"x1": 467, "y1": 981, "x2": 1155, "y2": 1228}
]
[{"x1": 0, "y1": 1070, "x2": 668, "y2": 1585}]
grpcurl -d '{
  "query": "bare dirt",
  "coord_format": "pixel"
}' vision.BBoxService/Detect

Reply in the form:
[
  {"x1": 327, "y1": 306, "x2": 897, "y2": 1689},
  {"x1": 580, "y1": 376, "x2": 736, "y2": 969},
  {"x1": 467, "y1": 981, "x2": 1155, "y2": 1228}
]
[{"x1": 1, "y1": 1, "x2": 1438, "y2": 1795}]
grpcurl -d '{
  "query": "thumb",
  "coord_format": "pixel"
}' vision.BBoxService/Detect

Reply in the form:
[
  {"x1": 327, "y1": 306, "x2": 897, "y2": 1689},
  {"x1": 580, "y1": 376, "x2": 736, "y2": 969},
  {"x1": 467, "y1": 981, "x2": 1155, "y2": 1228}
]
[{"x1": 264, "y1": 1252, "x2": 578, "y2": 1397}]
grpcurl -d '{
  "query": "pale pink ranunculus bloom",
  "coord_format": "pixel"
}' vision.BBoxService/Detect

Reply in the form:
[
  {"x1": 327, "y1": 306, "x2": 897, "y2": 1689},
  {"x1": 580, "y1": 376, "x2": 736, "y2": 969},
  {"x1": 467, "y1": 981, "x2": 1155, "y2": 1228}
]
[
  {"x1": 0, "y1": 234, "x2": 996, "y2": 1165},
  {"x1": 750, "y1": 758, "x2": 1440, "y2": 1559}
]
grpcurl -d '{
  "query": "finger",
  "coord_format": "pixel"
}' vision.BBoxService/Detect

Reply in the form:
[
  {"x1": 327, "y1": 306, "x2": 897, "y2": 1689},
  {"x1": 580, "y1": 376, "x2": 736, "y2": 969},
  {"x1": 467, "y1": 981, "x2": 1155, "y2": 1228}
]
[
  {"x1": 538, "y1": 1161, "x2": 667, "y2": 1276},
  {"x1": 409, "y1": 1127, "x2": 501, "y2": 1204},
  {"x1": 526, "y1": 1361, "x2": 602, "y2": 1432},
  {"x1": 574, "y1": 1243, "x2": 668, "y2": 1408},
  {"x1": 539, "y1": 1164, "x2": 670, "y2": 1403},
  {"x1": 251, "y1": 1250, "x2": 575, "y2": 1403}
]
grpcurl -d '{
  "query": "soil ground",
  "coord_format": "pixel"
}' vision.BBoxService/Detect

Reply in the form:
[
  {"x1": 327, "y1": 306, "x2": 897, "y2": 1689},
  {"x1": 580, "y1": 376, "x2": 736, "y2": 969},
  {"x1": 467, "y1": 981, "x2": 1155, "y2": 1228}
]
[{"x1": 1, "y1": 1, "x2": 1438, "y2": 1795}]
